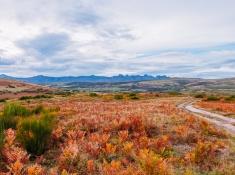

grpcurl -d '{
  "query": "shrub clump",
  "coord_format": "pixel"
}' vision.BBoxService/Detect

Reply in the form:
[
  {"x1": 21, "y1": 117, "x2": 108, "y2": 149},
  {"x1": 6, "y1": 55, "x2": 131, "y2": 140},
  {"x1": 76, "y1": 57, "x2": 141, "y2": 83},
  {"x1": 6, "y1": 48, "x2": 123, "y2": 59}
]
[
  {"x1": 206, "y1": 96, "x2": 220, "y2": 101},
  {"x1": 0, "y1": 99, "x2": 7, "y2": 103},
  {"x1": 19, "y1": 95, "x2": 52, "y2": 100},
  {"x1": 3, "y1": 103, "x2": 30, "y2": 118},
  {"x1": 31, "y1": 105, "x2": 45, "y2": 115},
  {"x1": 128, "y1": 93, "x2": 139, "y2": 100},
  {"x1": 17, "y1": 112, "x2": 55, "y2": 155},
  {"x1": 225, "y1": 95, "x2": 235, "y2": 102},
  {"x1": 0, "y1": 103, "x2": 31, "y2": 129},
  {"x1": 185, "y1": 141, "x2": 225, "y2": 170},
  {"x1": 0, "y1": 103, "x2": 46, "y2": 130},
  {"x1": 128, "y1": 92, "x2": 137, "y2": 97},
  {"x1": 114, "y1": 94, "x2": 124, "y2": 100},
  {"x1": 130, "y1": 96, "x2": 139, "y2": 100},
  {"x1": 89, "y1": 92, "x2": 98, "y2": 97},
  {"x1": 194, "y1": 93, "x2": 205, "y2": 98}
]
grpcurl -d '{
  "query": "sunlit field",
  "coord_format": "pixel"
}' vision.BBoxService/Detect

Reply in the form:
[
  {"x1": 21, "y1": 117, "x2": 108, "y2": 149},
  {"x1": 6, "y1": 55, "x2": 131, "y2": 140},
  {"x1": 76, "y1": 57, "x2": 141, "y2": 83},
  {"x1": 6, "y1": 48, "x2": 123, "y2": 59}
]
[
  {"x1": 0, "y1": 92, "x2": 234, "y2": 175},
  {"x1": 197, "y1": 101, "x2": 235, "y2": 118}
]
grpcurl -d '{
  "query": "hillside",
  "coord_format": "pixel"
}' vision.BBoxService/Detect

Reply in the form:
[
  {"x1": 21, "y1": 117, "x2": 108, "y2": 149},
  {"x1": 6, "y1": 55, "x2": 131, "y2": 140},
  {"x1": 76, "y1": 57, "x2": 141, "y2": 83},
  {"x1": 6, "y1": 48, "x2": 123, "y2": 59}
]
[
  {"x1": 52, "y1": 77, "x2": 235, "y2": 93},
  {"x1": 0, "y1": 79, "x2": 53, "y2": 99},
  {"x1": 1, "y1": 75, "x2": 235, "y2": 93}
]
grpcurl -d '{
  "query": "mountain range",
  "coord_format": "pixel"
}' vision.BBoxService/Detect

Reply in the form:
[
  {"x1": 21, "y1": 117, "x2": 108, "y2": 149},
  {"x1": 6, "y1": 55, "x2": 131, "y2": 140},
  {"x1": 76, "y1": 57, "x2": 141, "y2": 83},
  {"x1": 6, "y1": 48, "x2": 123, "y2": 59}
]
[
  {"x1": 1, "y1": 74, "x2": 235, "y2": 93},
  {"x1": 0, "y1": 74, "x2": 169, "y2": 84}
]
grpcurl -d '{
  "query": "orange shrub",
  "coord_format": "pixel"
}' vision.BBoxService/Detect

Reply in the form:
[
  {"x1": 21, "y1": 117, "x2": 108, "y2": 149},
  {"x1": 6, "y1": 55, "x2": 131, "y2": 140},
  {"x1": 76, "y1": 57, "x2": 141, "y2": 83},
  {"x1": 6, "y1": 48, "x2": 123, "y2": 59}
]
[
  {"x1": 185, "y1": 141, "x2": 225, "y2": 170},
  {"x1": 118, "y1": 130, "x2": 129, "y2": 143},
  {"x1": 137, "y1": 149, "x2": 172, "y2": 175},
  {"x1": 27, "y1": 164, "x2": 45, "y2": 175},
  {"x1": 122, "y1": 142, "x2": 134, "y2": 154},
  {"x1": 2, "y1": 129, "x2": 29, "y2": 164},
  {"x1": 197, "y1": 101, "x2": 235, "y2": 114},
  {"x1": 58, "y1": 143, "x2": 79, "y2": 171},
  {"x1": 87, "y1": 160, "x2": 96, "y2": 173},
  {"x1": 199, "y1": 120, "x2": 227, "y2": 138},
  {"x1": 8, "y1": 160, "x2": 24, "y2": 175},
  {"x1": 102, "y1": 160, "x2": 122, "y2": 175},
  {"x1": 103, "y1": 143, "x2": 117, "y2": 154}
]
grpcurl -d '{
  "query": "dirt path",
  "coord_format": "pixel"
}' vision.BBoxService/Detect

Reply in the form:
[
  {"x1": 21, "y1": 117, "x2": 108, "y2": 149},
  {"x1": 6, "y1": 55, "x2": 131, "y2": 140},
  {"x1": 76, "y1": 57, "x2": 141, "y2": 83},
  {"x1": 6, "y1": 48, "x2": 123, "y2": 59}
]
[{"x1": 179, "y1": 101, "x2": 235, "y2": 135}]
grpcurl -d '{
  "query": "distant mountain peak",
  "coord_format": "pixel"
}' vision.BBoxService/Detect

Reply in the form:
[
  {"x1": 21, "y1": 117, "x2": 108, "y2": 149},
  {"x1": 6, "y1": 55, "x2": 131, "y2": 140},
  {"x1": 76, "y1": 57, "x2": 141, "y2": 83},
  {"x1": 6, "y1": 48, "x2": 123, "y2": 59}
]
[
  {"x1": 0, "y1": 74, "x2": 14, "y2": 79},
  {"x1": 0, "y1": 74, "x2": 169, "y2": 84}
]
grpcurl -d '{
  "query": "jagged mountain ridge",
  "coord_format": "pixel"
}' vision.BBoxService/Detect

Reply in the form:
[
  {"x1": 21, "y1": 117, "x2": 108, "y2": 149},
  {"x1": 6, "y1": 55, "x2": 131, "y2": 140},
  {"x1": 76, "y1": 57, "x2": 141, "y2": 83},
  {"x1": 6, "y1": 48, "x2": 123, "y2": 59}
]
[{"x1": 0, "y1": 74, "x2": 169, "y2": 84}]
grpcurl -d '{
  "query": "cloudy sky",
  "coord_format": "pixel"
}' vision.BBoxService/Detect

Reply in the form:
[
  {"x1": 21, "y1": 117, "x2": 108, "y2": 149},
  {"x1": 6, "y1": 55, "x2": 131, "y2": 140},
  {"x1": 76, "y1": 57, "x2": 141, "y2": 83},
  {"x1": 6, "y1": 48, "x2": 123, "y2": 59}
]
[{"x1": 0, "y1": 0, "x2": 235, "y2": 78}]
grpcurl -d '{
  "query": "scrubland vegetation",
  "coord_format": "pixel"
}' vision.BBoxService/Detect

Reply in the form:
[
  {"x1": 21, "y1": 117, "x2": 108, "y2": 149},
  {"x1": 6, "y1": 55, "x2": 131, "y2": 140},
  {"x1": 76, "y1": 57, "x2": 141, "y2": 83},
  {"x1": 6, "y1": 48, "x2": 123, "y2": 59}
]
[
  {"x1": 0, "y1": 92, "x2": 234, "y2": 174},
  {"x1": 19, "y1": 95, "x2": 52, "y2": 101},
  {"x1": 195, "y1": 94, "x2": 235, "y2": 118}
]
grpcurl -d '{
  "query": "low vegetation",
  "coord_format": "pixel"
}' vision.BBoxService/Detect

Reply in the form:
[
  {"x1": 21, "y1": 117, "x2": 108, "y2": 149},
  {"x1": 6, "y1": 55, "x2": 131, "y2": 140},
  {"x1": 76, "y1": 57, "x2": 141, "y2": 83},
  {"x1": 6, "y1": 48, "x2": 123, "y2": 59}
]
[
  {"x1": 0, "y1": 99, "x2": 7, "y2": 103},
  {"x1": 0, "y1": 103, "x2": 31, "y2": 129},
  {"x1": 205, "y1": 95, "x2": 221, "y2": 101},
  {"x1": 197, "y1": 100, "x2": 235, "y2": 116},
  {"x1": 19, "y1": 94, "x2": 52, "y2": 100},
  {"x1": 128, "y1": 92, "x2": 140, "y2": 100},
  {"x1": 17, "y1": 112, "x2": 55, "y2": 155},
  {"x1": 89, "y1": 92, "x2": 98, "y2": 97},
  {"x1": 225, "y1": 95, "x2": 235, "y2": 101},
  {"x1": 194, "y1": 93, "x2": 205, "y2": 98},
  {"x1": 0, "y1": 92, "x2": 234, "y2": 174},
  {"x1": 114, "y1": 94, "x2": 124, "y2": 100}
]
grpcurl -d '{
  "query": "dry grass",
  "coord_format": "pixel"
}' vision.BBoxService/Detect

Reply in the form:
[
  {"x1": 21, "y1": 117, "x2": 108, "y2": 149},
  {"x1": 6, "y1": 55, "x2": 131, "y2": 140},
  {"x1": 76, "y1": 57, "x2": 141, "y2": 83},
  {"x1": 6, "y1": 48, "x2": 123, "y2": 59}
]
[
  {"x1": 197, "y1": 101, "x2": 235, "y2": 117},
  {"x1": 0, "y1": 93, "x2": 234, "y2": 174}
]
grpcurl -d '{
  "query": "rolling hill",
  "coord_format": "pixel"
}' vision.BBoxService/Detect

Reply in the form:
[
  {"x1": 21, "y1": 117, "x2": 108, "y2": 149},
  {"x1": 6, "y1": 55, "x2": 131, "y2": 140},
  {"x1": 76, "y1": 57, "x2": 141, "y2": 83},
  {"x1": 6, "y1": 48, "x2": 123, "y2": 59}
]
[
  {"x1": 55, "y1": 77, "x2": 235, "y2": 93},
  {"x1": 1, "y1": 74, "x2": 235, "y2": 93},
  {"x1": 0, "y1": 78, "x2": 53, "y2": 99}
]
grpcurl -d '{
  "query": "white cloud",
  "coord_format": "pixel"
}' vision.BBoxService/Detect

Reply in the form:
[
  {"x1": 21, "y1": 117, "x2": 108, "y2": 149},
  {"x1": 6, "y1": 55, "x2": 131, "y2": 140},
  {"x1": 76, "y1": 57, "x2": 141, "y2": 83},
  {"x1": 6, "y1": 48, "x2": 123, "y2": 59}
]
[{"x1": 0, "y1": 0, "x2": 235, "y2": 78}]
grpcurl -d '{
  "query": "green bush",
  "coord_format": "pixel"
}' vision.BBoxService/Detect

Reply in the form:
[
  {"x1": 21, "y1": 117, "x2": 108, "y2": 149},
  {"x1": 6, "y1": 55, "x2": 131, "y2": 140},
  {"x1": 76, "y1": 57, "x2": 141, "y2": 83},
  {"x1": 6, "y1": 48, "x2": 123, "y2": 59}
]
[
  {"x1": 0, "y1": 115, "x2": 18, "y2": 130},
  {"x1": 194, "y1": 93, "x2": 205, "y2": 98},
  {"x1": 33, "y1": 95, "x2": 52, "y2": 99},
  {"x1": 3, "y1": 103, "x2": 31, "y2": 118},
  {"x1": 114, "y1": 94, "x2": 124, "y2": 100},
  {"x1": 206, "y1": 96, "x2": 220, "y2": 101},
  {"x1": 0, "y1": 103, "x2": 47, "y2": 129},
  {"x1": 128, "y1": 93, "x2": 137, "y2": 97},
  {"x1": 19, "y1": 95, "x2": 52, "y2": 100},
  {"x1": 130, "y1": 96, "x2": 139, "y2": 100},
  {"x1": 0, "y1": 99, "x2": 7, "y2": 103},
  {"x1": 128, "y1": 92, "x2": 139, "y2": 100},
  {"x1": 89, "y1": 92, "x2": 98, "y2": 97},
  {"x1": 19, "y1": 96, "x2": 33, "y2": 100},
  {"x1": 17, "y1": 112, "x2": 55, "y2": 155},
  {"x1": 1, "y1": 103, "x2": 31, "y2": 129},
  {"x1": 31, "y1": 105, "x2": 45, "y2": 115},
  {"x1": 225, "y1": 95, "x2": 235, "y2": 102}
]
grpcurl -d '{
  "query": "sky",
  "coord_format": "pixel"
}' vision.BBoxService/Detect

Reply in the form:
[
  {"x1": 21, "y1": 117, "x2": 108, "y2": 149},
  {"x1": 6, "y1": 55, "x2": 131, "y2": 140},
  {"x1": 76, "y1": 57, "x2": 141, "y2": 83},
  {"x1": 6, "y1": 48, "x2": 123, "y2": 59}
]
[{"x1": 0, "y1": 0, "x2": 235, "y2": 78}]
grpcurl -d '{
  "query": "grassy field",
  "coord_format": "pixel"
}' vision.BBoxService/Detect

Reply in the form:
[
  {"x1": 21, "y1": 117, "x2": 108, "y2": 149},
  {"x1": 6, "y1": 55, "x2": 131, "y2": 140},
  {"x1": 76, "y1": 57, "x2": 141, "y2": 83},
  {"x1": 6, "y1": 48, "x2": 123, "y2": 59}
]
[{"x1": 0, "y1": 92, "x2": 234, "y2": 174}]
